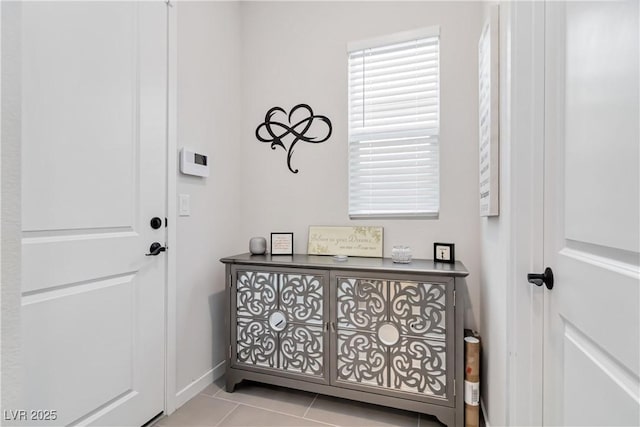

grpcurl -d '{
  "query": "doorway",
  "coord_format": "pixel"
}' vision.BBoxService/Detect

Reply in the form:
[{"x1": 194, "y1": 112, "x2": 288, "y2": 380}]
[{"x1": 20, "y1": 2, "x2": 169, "y2": 425}]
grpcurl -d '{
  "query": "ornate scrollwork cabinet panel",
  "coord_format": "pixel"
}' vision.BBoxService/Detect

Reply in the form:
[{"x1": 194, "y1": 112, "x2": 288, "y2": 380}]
[
  {"x1": 336, "y1": 277, "x2": 387, "y2": 330},
  {"x1": 280, "y1": 273, "x2": 323, "y2": 325},
  {"x1": 333, "y1": 275, "x2": 450, "y2": 401},
  {"x1": 223, "y1": 254, "x2": 468, "y2": 427},
  {"x1": 236, "y1": 318, "x2": 278, "y2": 369},
  {"x1": 390, "y1": 281, "x2": 446, "y2": 340},
  {"x1": 390, "y1": 337, "x2": 447, "y2": 397},
  {"x1": 336, "y1": 329, "x2": 387, "y2": 388},
  {"x1": 280, "y1": 323, "x2": 324, "y2": 376},
  {"x1": 232, "y1": 268, "x2": 327, "y2": 381},
  {"x1": 236, "y1": 271, "x2": 277, "y2": 319}
]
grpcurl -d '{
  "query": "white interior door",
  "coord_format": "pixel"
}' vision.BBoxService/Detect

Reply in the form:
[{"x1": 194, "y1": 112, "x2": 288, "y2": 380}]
[
  {"x1": 21, "y1": 2, "x2": 167, "y2": 426},
  {"x1": 543, "y1": 1, "x2": 640, "y2": 425}
]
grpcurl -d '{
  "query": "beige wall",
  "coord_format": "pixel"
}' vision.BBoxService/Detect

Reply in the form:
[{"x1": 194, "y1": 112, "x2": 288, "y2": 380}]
[
  {"x1": 478, "y1": 5, "x2": 509, "y2": 420},
  {"x1": 479, "y1": 2, "x2": 511, "y2": 425},
  {"x1": 175, "y1": 0, "x2": 487, "y2": 409},
  {"x1": 239, "y1": 1, "x2": 484, "y2": 329},
  {"x1": 176, "y1": 1, "x2": 243, "y2": 396}
]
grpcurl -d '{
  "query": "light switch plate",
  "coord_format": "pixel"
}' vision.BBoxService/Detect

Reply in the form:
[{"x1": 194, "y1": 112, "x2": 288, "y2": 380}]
[{"x1": 179, "y1": 194, "x2": 190, "y2": 216}]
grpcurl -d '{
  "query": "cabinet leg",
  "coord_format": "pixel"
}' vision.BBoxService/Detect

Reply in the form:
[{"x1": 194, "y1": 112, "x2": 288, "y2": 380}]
[
  {"x1": 434, "y1": 412, "x2": 456, "y2": 427},
  {"x1": 225, "y1": 372, "x2": 240, "y2": 393}
]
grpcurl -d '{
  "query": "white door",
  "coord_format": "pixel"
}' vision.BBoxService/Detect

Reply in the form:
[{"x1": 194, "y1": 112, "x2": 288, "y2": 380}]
[
  {"x1": 543, "y1": 1, "x2": 639, "y2": 425},
  {"x1": 21, "y1": 2, "x2": 167, "y2": 426}
]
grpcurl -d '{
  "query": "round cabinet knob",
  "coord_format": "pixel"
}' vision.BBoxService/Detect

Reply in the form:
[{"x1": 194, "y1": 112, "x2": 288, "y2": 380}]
[
  {"x1": 377, "y1": 323, "x2": 400, "y2": 346},
  {"x1": 268, "y1": 310, "x2": 287, "y2": 332}
]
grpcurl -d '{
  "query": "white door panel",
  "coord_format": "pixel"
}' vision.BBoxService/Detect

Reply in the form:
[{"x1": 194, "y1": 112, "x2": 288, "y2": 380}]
[
  {"x1": 21, "y1": 2, "x2": 138, "y2": 232},
  {"x1": 544, "y1": 1, "x2": 640, "y2": 425},
  {"x1": 554, "y1": 249, "x2": 639, "y2": 374},
  {"x1": 562, "y1": 1, "x2": 639, "y2": 253},
  {"x1": 22, "y1": 233, "x2": 140, "y2": 293},
  {"x1": 23, "y1": 277, "x2": 135, "y2": 425},
  {"x1": 21, "y1": 2, "x2": 167, "y2": 426},
  {"x1": 563, "y1": 324, "x2": 639, "y2": 427}
]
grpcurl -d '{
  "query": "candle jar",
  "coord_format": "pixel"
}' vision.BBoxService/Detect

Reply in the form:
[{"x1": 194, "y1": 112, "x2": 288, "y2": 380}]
[{"x1": 391, "y1": 246, "x2": 412, "y2": 263}]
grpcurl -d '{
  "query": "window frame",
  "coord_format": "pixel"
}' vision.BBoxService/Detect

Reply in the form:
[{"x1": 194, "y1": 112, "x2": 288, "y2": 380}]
[{"x1": 347, "y1": 26, "x2": 441, "y2": 220}]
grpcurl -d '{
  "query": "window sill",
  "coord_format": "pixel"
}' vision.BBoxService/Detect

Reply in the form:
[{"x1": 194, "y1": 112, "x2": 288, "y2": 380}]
[{"x1": 349, "y1": 212, "x2": 439, "y2": 220}]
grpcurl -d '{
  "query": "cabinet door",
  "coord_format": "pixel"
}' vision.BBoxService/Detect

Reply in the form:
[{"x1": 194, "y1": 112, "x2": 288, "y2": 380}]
[
  {"x1": 235, "y1": 271, "x2": 279, "y2": 369},
  {"x1": 279, "y1": 273, "x2": 325, "y2": 377},
  {"x1": 232, "y1": 268, "x2": 328, "y2": 382},
  {"x1": 335, "y1": 277, "x2": 388, "y2": 388},
  {"x1": 388, "y1": 280, "x2": 447, "y2": 398},
  {"x1": 332, "y1": 273, "x2": 452, "y2": 404}
]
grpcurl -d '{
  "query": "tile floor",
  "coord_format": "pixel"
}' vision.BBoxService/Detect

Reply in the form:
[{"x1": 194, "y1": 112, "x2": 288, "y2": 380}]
[{"x1": 156, "y1": 379, "x2": 446, "y2": 427}]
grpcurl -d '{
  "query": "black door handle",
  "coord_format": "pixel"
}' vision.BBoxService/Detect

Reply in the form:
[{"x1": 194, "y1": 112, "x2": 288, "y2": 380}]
[
  {"x1": 146, "y1": 242, "x2": 166, "y2": 256},
  {"x1": 527, "y1": 267, "x2": 554, "y2": 290}
]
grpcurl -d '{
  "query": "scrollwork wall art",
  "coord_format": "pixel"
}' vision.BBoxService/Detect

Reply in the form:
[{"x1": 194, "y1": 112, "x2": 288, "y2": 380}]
[{"x1": 255, "y1": 104, "x2": 332, "y2": 174}]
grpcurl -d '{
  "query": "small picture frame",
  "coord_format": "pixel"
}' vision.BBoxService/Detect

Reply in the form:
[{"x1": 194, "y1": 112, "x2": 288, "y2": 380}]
[
  {"x1": 271, "y1": 232, "x2": 294, "y2": 256},
  {"x1": 434, "y1": 242, "x2": 455, "y2": 264}
]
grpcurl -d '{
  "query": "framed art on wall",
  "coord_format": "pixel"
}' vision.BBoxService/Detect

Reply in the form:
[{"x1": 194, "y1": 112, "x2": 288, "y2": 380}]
[{"x1": 478, "y1": 5, "x2": 500, "y2": 216}]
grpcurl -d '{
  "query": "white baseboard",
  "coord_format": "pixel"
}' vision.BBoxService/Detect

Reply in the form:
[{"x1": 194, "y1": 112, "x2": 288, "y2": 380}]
[
  {"x1": 175, "y1": 361, "x2": 226, "y2": 409},
  {"x1": 212, "y1": 360, "x2": 226, "y2": 381},
  {"x1": 480, "y1": 398, "x2": 491, "y2": 427}
]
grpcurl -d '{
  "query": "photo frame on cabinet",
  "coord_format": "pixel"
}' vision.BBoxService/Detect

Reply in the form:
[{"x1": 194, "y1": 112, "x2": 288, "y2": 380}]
[
  {"x1": 434, "y1": 242, "x2": 455, "y2": 264},
  {"x1": 271, "y1": 232, "x2": 294, "y2": 255}
]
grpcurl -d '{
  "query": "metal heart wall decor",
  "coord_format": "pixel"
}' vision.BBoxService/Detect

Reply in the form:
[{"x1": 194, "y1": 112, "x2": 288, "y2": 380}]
[{"x1": 255, "y1": 104, "x2": 332, "y2": 174}]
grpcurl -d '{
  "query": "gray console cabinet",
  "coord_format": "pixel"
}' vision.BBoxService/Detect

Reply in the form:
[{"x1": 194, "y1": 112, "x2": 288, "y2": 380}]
[{"x1": 221, "y1": 254, "x2": 469, "y2": 427}]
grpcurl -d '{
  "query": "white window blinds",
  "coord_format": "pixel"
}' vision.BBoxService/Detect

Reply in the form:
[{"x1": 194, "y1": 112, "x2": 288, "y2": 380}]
[{"x1": 348, "y1": 27, "x2": 440, "y2": 218}]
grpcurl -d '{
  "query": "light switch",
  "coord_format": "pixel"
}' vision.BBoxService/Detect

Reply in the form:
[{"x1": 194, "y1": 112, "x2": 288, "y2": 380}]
[{"x1": 179, "y1": 194, "x2": 190, "y2": 216}]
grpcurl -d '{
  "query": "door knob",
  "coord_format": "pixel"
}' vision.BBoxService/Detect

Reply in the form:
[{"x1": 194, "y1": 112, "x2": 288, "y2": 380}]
[
  {"x1": 527, "y1": 267, "x2": 554, "y2": 290},
  {"x1": 145, "y1": 242, "x2": 166, "y2": 256},
  {"x1": 150, "y1": 217, "x2": 163, "y2": 229}
]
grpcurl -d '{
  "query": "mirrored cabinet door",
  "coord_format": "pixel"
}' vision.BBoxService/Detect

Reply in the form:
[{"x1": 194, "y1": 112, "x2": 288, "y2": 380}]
[
  {"x1": 233, "y1": 269, "x2": 329, "y2": 382},
  {"x1": 332, "y1": 274, "x2": 452, "y2": 404}
]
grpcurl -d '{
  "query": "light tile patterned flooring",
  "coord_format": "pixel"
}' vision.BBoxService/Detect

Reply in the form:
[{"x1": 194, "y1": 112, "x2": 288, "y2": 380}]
[{"x1": 156, "y1": 378, "x2": 445, "y2": 427}]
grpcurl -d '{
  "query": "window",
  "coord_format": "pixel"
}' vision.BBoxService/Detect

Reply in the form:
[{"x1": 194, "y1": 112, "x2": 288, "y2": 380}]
[{"x1": 348, "y1": 27, "x2": 440, "y2": 218}]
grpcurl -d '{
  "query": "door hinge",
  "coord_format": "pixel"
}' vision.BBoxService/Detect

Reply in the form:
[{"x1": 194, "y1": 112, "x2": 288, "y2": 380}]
[
  {"x1": 229, "y1": 274, "x2": 233, "y2": 288},
  {"x1": 453, "y1": 379, "x2": 456, "y2": 396},
  {"x1": 453, "y1": 290, "x2": 456, "y2": 307},
  {"x1": 228, "y1": 345, "x2": 232, "y2": 359}
]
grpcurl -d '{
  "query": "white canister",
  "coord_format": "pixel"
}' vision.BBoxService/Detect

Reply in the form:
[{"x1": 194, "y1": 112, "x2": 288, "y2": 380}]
[{"x1": 249, "y1": 237, "x2": 267, "y2": 255}]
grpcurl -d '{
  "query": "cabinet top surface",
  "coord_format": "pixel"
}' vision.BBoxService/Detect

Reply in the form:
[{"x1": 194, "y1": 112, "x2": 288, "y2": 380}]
[{"x1": 220, "y1": 253, "x2": 468, "y2": 277}]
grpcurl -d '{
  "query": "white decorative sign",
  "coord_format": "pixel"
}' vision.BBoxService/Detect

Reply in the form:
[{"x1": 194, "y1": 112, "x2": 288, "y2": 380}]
[
  {"x1": 307, "y1": 226, "x2": 383, "y2": 258},
  {"x1": 479, "y1": 5, "x2": 500, "y2": 217}
]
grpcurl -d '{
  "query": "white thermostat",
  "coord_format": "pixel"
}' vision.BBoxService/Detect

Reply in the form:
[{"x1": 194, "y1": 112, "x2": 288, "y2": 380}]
[{"x1": 180, "y1": 148, "x2": 209, "y2": 177}]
